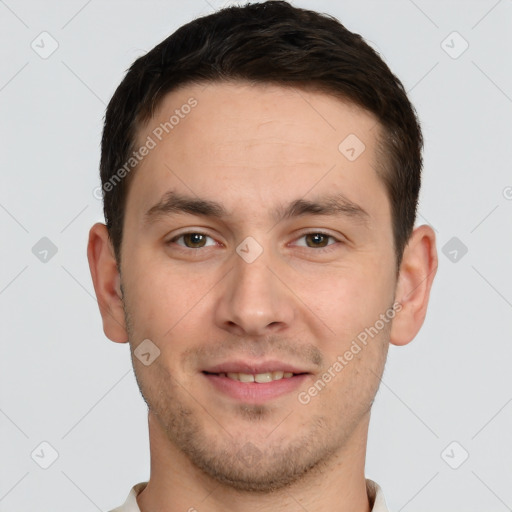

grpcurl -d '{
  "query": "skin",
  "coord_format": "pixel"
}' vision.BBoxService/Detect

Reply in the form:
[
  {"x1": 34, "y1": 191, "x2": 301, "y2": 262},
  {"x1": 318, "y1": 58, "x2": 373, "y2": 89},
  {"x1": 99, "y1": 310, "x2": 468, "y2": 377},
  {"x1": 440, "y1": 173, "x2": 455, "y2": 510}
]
[{"x1": 88, "y1": 81, "x2": 437, "y2": 512}]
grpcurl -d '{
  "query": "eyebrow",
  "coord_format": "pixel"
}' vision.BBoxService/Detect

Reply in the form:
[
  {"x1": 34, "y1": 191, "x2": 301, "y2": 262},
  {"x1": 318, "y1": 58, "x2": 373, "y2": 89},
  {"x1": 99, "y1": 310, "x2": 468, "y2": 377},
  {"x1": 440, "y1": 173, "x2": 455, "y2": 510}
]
[{"x1": 143, "y1": 190, "x2": 370, "y2": 227}]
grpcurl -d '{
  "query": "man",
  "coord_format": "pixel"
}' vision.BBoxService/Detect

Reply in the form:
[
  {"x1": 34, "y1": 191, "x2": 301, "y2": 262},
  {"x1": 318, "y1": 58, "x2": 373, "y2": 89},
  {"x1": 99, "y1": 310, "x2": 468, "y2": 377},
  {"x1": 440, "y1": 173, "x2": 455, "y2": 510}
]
[{"x1": 87, "y1": 1, "x2": 437, "y2": 511}]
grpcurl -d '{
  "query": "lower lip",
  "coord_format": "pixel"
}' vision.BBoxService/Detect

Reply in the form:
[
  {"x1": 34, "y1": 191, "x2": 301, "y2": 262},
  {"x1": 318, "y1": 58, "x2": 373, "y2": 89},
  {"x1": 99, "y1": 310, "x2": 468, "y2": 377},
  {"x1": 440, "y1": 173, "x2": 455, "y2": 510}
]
[{"x1": 202, "y1": 373, "x2": 309, "y2": 403}]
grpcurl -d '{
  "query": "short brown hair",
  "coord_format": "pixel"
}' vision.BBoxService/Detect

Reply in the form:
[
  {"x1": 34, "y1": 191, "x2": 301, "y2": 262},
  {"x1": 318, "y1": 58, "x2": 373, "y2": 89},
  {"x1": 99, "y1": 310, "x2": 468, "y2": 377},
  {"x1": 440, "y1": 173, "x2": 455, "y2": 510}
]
[{"x1": 100, "y1": 0, "x2": 423, "y2": 272}]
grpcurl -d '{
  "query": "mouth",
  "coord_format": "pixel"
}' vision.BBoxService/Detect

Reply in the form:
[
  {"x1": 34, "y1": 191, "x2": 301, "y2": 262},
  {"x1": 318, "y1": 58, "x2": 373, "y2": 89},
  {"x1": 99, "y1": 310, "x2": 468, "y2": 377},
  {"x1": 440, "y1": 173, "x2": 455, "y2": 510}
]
[
  {"x1": 201, "y1": 361, "x2": 311, "y2": 403},
  {"x1": 202, "y1": 370, "x2": 302, "y2": 383}
]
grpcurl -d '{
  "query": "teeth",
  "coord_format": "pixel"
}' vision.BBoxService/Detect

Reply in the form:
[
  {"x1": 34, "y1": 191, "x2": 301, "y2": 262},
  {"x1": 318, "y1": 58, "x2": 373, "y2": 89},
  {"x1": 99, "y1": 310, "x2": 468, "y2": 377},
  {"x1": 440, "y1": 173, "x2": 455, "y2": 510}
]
[
  {"x1": 255, "y1": 372, "x2": 272, "y2": 383},
  {"x1": 238, "y1": 372, "x2": 255, "y2": 383},
  {"x1": 223, "y1": 371, "x2": 295, "y2": 383}
]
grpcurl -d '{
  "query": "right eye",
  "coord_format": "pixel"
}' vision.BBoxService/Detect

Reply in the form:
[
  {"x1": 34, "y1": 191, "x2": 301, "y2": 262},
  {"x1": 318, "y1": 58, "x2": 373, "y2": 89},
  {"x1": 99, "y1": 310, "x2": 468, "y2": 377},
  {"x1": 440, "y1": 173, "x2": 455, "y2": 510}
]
[{"x1": 167, "y1": 232, "x2": 218, "y2": 249}]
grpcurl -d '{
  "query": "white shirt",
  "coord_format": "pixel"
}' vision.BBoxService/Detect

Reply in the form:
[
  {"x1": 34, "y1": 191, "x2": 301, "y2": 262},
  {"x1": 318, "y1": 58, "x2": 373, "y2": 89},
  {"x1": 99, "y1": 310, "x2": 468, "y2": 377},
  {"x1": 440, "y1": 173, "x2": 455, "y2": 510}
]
[{"x1": 109, "y1": 478, "x2": 390, "y2": 511}]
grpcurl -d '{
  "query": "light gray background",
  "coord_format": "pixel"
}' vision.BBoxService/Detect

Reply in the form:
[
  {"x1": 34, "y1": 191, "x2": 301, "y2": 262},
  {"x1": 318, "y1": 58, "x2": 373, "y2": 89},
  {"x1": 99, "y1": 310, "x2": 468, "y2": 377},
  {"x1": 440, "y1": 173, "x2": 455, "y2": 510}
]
[{"x1": 1, "y1": 0, "x2": 511, "y2": 510}]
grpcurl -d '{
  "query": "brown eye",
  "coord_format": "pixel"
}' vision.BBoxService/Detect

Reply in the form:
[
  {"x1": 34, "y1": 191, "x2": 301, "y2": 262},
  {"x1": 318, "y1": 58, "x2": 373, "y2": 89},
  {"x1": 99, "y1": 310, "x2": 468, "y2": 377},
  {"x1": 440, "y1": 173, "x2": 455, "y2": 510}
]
[
  {"x1": 304, "y1": 233, "x2": 332, "y2": 248},
  {"x1": 183, "y1": 233, "x2": 207, "y2": 248},
  {"x1": 169, "y1": 232, "x2": 215, "y2": 249}
]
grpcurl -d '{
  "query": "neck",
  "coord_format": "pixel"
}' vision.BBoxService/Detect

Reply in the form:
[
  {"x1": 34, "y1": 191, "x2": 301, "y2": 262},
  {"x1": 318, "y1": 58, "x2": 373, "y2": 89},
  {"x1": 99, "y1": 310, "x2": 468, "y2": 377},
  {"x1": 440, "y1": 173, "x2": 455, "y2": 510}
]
[{"x1": 137, "y1": 411, "x2": 372, "y2": 512}]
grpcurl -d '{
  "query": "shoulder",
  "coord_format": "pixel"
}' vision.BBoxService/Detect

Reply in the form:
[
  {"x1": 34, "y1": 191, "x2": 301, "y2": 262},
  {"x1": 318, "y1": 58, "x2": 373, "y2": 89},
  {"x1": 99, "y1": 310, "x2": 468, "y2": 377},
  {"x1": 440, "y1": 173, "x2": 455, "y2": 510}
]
[{"x1": 108, "y1": 482, "x2": 148, "y2": 512}]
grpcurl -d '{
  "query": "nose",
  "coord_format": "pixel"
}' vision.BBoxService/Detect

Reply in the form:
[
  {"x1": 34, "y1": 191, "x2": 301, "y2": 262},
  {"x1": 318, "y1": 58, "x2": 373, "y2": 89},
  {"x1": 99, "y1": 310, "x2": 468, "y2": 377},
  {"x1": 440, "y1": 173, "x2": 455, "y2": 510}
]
[{"x1": 214, "y1": 245, "x2": 296, "y2": 337}]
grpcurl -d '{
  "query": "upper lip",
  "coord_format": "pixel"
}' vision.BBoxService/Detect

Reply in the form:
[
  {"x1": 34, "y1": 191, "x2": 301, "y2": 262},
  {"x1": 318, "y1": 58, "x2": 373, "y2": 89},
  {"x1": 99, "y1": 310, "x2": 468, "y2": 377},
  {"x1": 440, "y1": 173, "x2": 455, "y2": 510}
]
[{"x1": 202, "y1": 360, "x2": 311, "y2": 375}]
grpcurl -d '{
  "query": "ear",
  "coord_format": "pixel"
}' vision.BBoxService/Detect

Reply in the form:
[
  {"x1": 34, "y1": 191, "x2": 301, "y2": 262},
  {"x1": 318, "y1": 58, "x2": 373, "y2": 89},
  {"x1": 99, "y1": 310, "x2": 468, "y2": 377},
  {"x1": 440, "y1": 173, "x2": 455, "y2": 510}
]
[
  {"x1": 87, "y1": 222, "x2": 129, "y2": 343},
  {"x1": 390, "y1": 224, "x2": 438, "y2": 347}
]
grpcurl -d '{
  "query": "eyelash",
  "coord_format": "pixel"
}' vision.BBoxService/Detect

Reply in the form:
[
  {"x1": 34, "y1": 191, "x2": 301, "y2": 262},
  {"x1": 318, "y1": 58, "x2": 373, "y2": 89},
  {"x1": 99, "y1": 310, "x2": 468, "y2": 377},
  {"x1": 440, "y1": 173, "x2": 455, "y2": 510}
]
[{"x1": 166, "y1": 231, "x2": 343, "y2": 253}]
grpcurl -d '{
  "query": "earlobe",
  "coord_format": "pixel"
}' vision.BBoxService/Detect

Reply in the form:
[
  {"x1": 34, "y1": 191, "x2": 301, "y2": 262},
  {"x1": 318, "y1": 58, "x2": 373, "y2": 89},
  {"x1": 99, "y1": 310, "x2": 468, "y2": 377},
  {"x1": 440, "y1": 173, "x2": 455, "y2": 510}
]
[
  {"x1": 390, "y1": 224, "x2": 438, "y2": 347},
  {"x1": 87, "y1": 222, "x2": 129, "y2": 343}
]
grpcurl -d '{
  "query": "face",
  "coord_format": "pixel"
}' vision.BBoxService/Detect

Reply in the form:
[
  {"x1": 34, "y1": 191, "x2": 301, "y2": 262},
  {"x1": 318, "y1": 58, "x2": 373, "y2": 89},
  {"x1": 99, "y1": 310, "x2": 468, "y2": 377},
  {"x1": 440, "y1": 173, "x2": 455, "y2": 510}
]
[{"x1": 118, "y1": 82, "x2": 398, "y2": 491}]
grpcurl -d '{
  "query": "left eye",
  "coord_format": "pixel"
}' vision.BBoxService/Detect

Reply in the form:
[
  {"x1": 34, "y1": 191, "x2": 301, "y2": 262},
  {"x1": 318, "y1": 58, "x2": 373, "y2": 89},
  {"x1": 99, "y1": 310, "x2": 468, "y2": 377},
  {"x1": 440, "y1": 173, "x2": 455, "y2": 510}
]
[
  {"x1": 293, "y1": 232, "x2": 337, "y2": 249},
  {"x1": 170, "y1": 232, "x2": 217, "y2": 249}
]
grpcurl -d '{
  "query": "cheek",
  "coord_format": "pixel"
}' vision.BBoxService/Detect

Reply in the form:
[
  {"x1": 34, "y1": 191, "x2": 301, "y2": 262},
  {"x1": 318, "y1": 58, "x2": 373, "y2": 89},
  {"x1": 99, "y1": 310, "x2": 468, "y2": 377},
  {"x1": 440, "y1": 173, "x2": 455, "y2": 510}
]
[
  {"x1": 310, "y1": 265, "x2": 387, "y2": 321},
  {"x1": 123, "y1": 251, "x2": 218, "y2": 342}
]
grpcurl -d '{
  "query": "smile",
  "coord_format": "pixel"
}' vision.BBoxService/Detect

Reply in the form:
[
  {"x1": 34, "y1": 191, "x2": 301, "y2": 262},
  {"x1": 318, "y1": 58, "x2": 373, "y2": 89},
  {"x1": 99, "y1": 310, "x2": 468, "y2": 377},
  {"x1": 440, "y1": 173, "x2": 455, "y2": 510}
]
[
  {"x1": 202, "y1": 371, "x2": 309, "y2": 403},
  {"x1": 205, "y1": 371, "x2": 296, "y2": 383}
]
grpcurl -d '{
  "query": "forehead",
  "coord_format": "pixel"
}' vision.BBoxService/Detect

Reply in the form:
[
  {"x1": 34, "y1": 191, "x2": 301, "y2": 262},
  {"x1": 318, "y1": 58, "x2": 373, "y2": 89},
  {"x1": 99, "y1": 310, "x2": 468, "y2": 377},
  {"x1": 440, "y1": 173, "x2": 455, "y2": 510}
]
[
  {"x1": 137, "y1": 80, "x2": 379, "y2": 160},
  {"x1": 128, "y1": 81, "x2": 388, "y2": 225}
]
